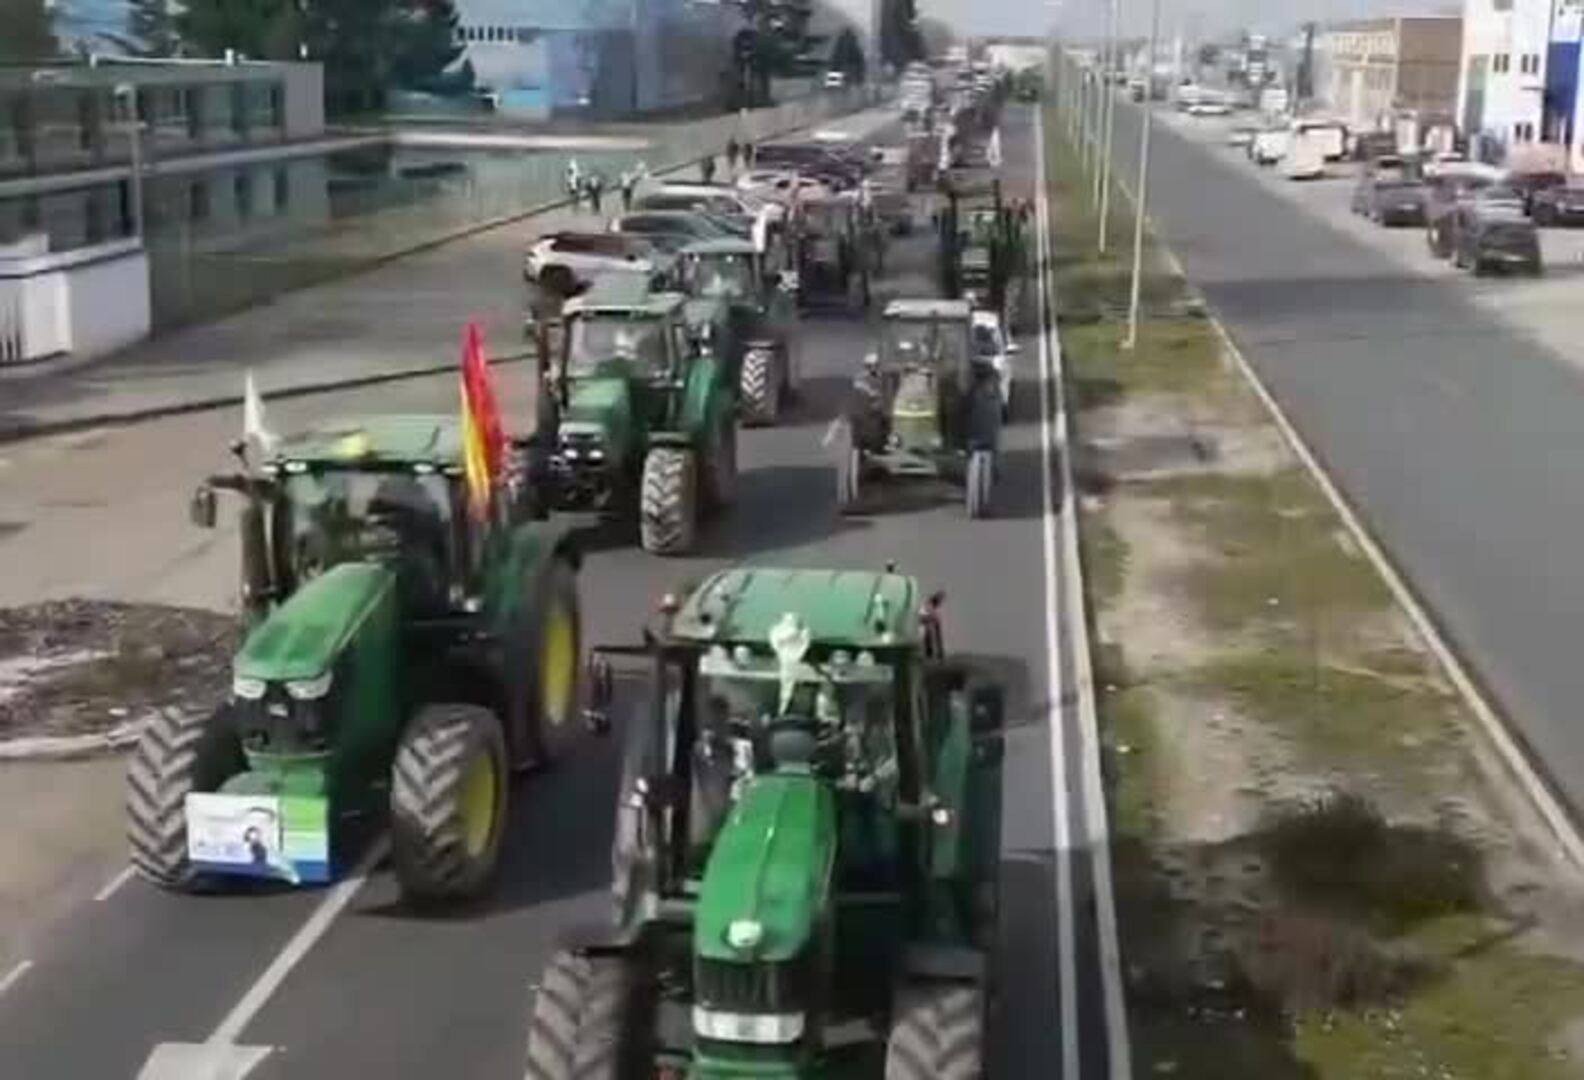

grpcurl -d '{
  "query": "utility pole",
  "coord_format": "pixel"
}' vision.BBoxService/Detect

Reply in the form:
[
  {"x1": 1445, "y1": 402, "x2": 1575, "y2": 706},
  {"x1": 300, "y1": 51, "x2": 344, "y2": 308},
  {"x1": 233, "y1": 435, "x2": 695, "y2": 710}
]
[
  {"x1": 1098, "y1": 0, "x2": 1118, "y2": 249},
  {"x1": 1123, "y1": 0, "x2": 1160, "y2": 351}
]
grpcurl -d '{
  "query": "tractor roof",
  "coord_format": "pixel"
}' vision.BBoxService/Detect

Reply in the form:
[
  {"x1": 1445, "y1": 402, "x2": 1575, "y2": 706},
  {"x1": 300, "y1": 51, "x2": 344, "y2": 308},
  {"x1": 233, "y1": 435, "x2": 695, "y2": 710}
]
[
  {"x1": 269, "y1": 415, "x2": 464, "y2": 468},
  {"x1": 680, "y1": 236, "x2": 759, "y2": 257},
  {"x1": 884, "y1": 298, "x2": 973, "y2": 321},
  {"x1": 672, "y1": 567, "x2": 922, "y2": 649},
  {"x1": 563, "y1": 275, "x2": 684, "y2": 318}
]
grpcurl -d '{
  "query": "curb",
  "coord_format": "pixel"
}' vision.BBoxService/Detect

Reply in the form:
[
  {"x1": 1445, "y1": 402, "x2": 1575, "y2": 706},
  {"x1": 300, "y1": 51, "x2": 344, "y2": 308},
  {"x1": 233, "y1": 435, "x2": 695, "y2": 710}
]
[
  {"x1": 0, "y1": 718, "x2": 144, "y2": 762},
  {"x1": 0, "y1": 100, "x2": 891, "y2": 449}
]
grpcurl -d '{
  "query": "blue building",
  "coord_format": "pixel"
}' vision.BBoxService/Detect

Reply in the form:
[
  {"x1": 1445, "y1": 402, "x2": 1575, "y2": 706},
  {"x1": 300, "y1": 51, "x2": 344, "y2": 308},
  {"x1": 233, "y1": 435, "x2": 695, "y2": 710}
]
[{"x1": 456, "y1": 0, "x2": 738, "y2": 117}]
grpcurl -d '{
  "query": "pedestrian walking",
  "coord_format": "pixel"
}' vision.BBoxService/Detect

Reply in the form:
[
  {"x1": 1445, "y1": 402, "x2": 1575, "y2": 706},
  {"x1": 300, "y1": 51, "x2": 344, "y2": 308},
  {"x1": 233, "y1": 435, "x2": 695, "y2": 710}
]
[
  {"x1": 565, "y1": 157, "x2": 583, "y2": 208},
  {"x1": 742, "y1": 141, "x2": 755, "y2": 168},
  {"x1": 725, "y1": 137, "x2": 740, "y2": 171},
  {"x1": 619, "y1": 167, "x2": 637, "y2": 212},
  {"x1": 586, "y1": 172, "x2": 605, "y2": 216},
  {"x1": 701, "y1": 154, "x2": 716, "y2": 184}
]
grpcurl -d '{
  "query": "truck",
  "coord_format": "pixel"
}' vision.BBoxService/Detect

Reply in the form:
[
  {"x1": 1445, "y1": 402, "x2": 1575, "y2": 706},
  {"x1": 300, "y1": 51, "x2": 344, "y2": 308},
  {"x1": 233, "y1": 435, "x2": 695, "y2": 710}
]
[{"x1": 1282, "y1": 129, "x2": 1326, "y2": 180}]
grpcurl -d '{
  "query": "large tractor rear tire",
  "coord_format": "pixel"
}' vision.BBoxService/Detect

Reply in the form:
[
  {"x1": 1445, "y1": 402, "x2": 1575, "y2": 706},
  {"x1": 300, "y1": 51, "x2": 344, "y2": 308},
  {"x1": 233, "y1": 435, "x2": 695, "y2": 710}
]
[
  {"x1": 390, "y1": 703, "x2": 509, "y2": 905},
  {"x1": 639, "y1": 447, "x2": 698, "y2": 555},
  {"x1": 740, "y1": 348, "x2": 782, "y2": 427},
  {"x1": 884, "y1": 982, "x2": 985, "y2": 1080},
  {"x1": 126, "y1": 705, "x2": 245, "y2": 890},
  {"x1": 513, "y1": 557, "x2": 583, "y2": 771},
  {"x1": 525, "y1": 950, "x2": 649, "y2": 1080}
]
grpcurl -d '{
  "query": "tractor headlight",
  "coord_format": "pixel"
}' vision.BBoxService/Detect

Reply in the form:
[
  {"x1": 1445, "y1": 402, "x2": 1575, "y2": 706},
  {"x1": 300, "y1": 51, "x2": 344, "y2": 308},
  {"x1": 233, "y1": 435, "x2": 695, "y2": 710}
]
[
  {"x1": 286, "y1": 672, "x2": 333, "y2": 700},
  {"x1": 693, "y1": 1006, "x2": 805, "y2": 1045},
  {"x1": 232, "y1": 675, "x2": 267, "y2": 700}
]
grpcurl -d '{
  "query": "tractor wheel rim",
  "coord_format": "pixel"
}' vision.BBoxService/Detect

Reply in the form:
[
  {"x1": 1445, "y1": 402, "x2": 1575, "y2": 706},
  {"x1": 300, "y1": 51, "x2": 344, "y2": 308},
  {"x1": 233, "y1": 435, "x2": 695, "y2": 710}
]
[
  {"x1": 459, "y1": 749, "x2": 498, "y2": 858},
  {"x1": 541, "y1": 603, "x2": 576, "y2": 729}
]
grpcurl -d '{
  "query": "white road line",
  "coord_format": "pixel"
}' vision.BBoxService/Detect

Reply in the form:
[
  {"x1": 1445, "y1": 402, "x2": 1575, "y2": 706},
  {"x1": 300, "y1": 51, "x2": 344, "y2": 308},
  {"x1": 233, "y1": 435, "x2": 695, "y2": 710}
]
[
  {"x1": 1034, "y1": 105, "x2": 1083, "y2": 1080},
  {"x1": 1038, "y1": 112, "x2": 1137, "y2": 1080},
  {"x1": 0, "y1": 959, "x2": 34, "y2": 997},
  {"x1": 94, "y1": 864, "x2": 137, "y2": 903},
  {"x1": 210, "y1": 836, "x2": 388, "y2": 1043}
]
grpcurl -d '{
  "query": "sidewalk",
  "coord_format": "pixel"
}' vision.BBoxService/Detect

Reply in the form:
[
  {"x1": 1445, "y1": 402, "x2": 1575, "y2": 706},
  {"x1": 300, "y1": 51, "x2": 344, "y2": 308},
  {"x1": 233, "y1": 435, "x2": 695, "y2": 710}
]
[{"x1": 0, "y1": 104, "x2": 896, "y2": 445}]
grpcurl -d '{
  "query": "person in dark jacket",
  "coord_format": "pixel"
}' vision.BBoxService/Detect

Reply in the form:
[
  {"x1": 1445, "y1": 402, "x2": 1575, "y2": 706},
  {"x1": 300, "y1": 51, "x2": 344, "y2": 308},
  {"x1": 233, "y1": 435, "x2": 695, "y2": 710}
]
[
  {"x1": 701, "y1": 154, "x2": 716, "y2": 184},
  {"x1": 725, "y1": 137, "x2": 740, "y2": 171}
]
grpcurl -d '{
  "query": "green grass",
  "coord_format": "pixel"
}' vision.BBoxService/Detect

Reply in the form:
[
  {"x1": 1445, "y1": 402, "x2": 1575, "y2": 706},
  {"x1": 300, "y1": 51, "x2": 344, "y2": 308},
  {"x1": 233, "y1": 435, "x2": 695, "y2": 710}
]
[
  {"x1": 1104, "y1": 684, "x2": 1160, "y2": 840},
  {"x1": 1183, "y1": 651, "x2": 1461, "y2": 783},
  {"x1": 1079, "y1": 511, "x2": 1130, "y2": 610}
]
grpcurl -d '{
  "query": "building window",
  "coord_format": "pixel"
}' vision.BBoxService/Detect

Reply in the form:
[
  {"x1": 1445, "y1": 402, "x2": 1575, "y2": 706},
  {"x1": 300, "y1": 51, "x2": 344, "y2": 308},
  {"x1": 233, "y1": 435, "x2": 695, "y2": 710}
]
[
  {"x1": 1493, "y1": 53, "x2": 1510, "y2": 74},
  {"x1": 1515, "y1": 121, "x2": 1535, "y2": 142},
  {"x1": 1520, "y1": 54, "x2": 1540, "y2": 75}
]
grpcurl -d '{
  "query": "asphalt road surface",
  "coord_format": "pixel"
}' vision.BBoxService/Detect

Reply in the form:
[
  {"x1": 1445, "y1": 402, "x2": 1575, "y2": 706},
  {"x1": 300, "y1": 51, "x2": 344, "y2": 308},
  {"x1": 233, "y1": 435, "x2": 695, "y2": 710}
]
[
  {"x1": 1103, "y1": 99, "x2": 1584, "y2": 820},
  {"x1": 0, "y1": 104, "x2": 1107, "y2": 1079}
]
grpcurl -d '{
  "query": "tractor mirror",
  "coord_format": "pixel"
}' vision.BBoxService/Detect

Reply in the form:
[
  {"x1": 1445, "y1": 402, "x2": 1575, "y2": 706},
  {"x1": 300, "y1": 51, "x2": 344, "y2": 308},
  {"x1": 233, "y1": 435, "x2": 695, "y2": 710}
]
[
  {"x1": 969, "y1": 684, "x2": 1004, "y2": 736},
  {"x1": 189, "y1": 485, "x2": 218, "y2": 529}
]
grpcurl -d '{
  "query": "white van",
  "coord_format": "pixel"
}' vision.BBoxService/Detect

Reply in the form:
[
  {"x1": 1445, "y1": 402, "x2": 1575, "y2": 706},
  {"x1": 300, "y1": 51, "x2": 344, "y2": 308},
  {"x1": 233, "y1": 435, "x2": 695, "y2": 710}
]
[
  {"x1": 1293, "y1": 119, "x2": 1347, "y2": 161},
  {"x1": 1282, "y1": 130, "x2": 1327, "y2": 179},
  {"x1": 1250, "y1": 128, "x2": 1289, "y2": 166}
]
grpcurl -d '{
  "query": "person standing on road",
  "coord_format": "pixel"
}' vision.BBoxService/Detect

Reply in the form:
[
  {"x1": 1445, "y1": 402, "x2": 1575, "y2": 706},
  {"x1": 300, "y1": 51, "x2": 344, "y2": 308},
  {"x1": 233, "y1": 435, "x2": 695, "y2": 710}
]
[
  {"x1": 566, "y1": 158, "x2": 583, "y2": 210},
  {"x1": 742, "y1": 141, "x2": 755, "y2": 168},
  {"x1": 701, "y1": 154, "x2": 716, "y2": 184},
  {"x1": 726, "y1": 137, "x2": 740, "y2": 172},
  {"x1": 586, "y1": 172, "x2": 605, "y2": 216},
  {"x1": 619, "y1": 166, "x2": 637, "y2": 211}
]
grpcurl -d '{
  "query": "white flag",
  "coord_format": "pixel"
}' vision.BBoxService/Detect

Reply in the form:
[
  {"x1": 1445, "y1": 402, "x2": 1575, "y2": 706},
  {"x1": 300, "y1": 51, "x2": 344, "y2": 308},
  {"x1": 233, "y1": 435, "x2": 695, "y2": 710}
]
[
  {"x1": 243, "y1": 370, "x2": 278, "y2": 455},
  {"x1": 988, "y1": 128, "x2": 1003, "y2": 168}
]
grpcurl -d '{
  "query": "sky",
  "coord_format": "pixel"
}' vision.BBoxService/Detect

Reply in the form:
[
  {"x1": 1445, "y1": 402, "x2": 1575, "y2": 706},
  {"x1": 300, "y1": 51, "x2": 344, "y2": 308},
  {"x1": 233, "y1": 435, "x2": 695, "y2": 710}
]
[{"x1": 918, "y1": 0, "x2": 1460, "y2": 41}]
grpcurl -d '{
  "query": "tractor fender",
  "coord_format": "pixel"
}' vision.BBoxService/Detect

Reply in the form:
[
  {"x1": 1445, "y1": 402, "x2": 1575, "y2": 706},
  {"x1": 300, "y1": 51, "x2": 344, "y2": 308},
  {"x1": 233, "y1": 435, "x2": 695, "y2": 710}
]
[
  {"x1": 900, "y1": 943, "x2": 988, "y2": 985},
  {"x1": 677, "y1": 353, "x2": 729, "y2": 442}
]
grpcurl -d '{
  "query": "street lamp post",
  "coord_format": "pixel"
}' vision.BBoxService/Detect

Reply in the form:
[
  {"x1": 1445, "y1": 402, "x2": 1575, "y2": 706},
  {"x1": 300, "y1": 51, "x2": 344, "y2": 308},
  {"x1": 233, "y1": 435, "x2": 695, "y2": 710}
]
[
  {"x1": 1097, "y1": 0, "x2": 1117, "y2": 249},
  {"x1": 1123, "y1": 0, "x2": 1160, "y2": 351}
]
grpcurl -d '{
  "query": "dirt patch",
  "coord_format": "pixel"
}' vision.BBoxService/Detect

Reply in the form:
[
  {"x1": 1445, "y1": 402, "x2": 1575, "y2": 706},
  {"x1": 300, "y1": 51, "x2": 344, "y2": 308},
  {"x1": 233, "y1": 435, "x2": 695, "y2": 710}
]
[
  {"x1": 0, "y1": 600, "x2": 236, "y2": 739},
  {"x1": 1045, "y1": 103, "x2": 1584, "y2": 1078}
]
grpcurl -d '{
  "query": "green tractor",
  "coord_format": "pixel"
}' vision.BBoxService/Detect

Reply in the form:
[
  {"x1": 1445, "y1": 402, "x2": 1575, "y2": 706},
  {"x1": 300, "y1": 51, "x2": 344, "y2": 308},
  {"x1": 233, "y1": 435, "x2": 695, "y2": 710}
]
[
  {"x1": 788, "y1": 193, "x2": 873, "y2": 313},
  {"x1": 128, "y1": 416, "x2": 585, "y2": 902},
  {"x1": 524, "y1": 566, "x2": 1005, "y2": 1079},
  {"x1": 677, "y1": 237, "x2": 800, "y2": 426},
  {"x1": 832, "y1": 299, "x2": 1004, "y2": 519},
  {"x1": 530, "y1": 274, "x2": 739, "y2": 555},
  {"x1": 937, "y1": 175, "x2": 1024, "y2": 326}
]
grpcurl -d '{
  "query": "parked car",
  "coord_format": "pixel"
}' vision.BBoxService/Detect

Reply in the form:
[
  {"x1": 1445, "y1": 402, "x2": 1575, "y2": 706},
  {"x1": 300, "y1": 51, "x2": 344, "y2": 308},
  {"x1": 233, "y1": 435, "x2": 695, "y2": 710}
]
[
  {"x1": 972, "y1": 309, "x2": 1019, "y2": 420},
  {"x1": 1531, "y1": 181, "x2": 1584, "y2": 226},
  {"x1": 1351, "y1": 167, "x2": 1427, "y2": 226},
  {"x1": 524, "y1": 231, "x2": 673, "y2": 293},
  {"x1": 1249, "y1": 128, "x2": 1288, "y2": 166},
  {"x1": 1452, "y1": 200, "x2": 1542, "y2": 275},
  {"x1": 1282, "y1": 130, "x2": 1327, "y2": 180},
  {"x1": 1293, "y1": 119, "x2": 1348, "y2": 162},
  {"x1": 823, "y1": 70, "x2": 847, "y2": 90},
  {"x1": 1505, "y1": 170, "x2": 1568, "y2": 215},
  {"x1": 610, "y1": 210, "x2": 740, "y2": 246},
  {"x1": 1424, "y1": 170, "x2": 1503, "y2": 258}
]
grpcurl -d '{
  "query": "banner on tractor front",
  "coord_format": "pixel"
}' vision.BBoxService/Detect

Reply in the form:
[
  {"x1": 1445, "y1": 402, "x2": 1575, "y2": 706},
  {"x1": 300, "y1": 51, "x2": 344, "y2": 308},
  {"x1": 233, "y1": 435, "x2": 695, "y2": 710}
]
[{"x1": 185, "y1": 793, "x2": 331, "y2": 885}]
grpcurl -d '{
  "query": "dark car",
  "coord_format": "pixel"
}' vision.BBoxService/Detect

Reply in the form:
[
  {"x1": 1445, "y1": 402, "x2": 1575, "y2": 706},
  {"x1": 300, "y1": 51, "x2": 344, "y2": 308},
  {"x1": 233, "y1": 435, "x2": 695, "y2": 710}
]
[
  {"x1": 1452, "y1": 201, "x2": 1542, "y2": 275},
  {"x1": 1351, "y1": 168, "x2": 1427, "y2": 226},
  {"x1": 1531, "y1": 182, "x2": 1584, "y2": 226},
  {"x1": 1351, "y1": 131, "x2": 1399, "y2": 162},
  {"x1": 1424, "y1": 172, "x2": 1500, "y2": 258},
  {"x1": 1505, "y1": 170, "x2": 1567, "y2": 215}
]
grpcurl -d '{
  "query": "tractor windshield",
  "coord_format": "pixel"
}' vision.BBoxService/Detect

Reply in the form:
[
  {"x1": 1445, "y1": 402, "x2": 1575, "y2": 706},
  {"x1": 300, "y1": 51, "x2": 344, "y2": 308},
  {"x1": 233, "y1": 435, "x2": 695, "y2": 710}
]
[
  {"x1": 696, "y1": 649, "x2": 895, "y2": 729},
  {"x1": 883, "y1": 318, "x2": 969, "y2": 371},
  {"x1": 281, "y1": 468, "x2": 455, "y2": 573},
  {"x1": 682, "y1": 253, "x2": 757, "y2": 300},
  {"x1": 566, "y1": 315, "x2": 667, "y2": 377}
]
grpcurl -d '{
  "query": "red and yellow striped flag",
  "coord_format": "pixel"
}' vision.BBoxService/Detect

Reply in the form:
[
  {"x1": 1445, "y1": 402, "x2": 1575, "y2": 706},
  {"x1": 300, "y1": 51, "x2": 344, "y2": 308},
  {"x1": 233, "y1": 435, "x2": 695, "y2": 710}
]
[{"x1": 460, "y1": 321, "x2": 505, "y2": 520}]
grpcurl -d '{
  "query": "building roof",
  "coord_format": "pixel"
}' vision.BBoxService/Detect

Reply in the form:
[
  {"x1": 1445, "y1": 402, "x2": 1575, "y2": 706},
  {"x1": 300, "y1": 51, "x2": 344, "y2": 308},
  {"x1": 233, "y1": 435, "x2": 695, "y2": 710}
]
[
  {"x1": 671, "y1": 567, "x2": 923, "y2": 649},
  {"x1": 885, "y1": 298, "x2": 973, "y2": 320}
]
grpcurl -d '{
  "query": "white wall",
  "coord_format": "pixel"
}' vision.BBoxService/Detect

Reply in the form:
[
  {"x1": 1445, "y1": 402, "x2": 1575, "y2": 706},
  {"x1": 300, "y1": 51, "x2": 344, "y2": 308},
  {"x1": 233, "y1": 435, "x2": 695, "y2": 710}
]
[
  {"x1": 0, "y1": 239, "x2": 150, "y2": 364},
  {"x1": 1457, "y1": 0, "x2": 1551, "y2": 147}
]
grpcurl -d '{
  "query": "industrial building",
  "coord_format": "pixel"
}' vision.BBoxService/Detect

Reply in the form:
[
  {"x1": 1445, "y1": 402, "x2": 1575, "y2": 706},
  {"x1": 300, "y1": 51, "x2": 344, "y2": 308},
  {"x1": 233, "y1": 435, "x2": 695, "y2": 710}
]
[
  {"x1": 1455, "y1": 0, "x2": 1584, "y2": 168},
  {"x1": 1319, "y1": 16, "x2": 1463, "y2": 134}
]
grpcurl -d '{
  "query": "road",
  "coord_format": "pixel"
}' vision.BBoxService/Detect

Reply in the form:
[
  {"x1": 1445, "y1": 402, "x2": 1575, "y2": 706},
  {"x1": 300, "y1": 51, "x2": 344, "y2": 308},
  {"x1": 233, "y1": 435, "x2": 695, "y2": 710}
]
[
  {"x1": 1101, "y1": 99, "x2": 1584, "y2": 822},
  {"x1": 0, "y1": 104, "x2": 1115, "y2": 1079}
]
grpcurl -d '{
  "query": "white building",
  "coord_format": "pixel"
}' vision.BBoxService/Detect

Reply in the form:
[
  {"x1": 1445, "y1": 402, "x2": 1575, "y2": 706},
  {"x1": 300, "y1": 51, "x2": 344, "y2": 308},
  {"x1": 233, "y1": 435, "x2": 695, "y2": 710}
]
[{"x1": 1455, "y1": 0, "x2": 1584, "y2": 168}]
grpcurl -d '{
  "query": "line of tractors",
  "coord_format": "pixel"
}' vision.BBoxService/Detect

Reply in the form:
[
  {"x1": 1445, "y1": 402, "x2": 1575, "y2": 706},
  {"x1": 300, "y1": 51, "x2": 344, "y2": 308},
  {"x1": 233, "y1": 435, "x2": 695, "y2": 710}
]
[{"x1": 127, "y1": 84, "x2": 1031, "y2": 1078}]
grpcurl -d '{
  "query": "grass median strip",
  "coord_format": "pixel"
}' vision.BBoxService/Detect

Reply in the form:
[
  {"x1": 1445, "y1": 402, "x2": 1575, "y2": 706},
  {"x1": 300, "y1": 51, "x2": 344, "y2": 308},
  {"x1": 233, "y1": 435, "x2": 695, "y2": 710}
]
[{"x1": 1045, "y1": 101, "x2": 1584, "y2": 1078}]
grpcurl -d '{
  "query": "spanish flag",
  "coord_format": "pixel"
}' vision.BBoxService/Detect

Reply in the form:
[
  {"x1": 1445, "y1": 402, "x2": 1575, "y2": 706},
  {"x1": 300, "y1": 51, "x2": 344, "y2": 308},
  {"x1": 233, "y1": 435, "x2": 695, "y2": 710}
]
[{"x1": 460, "y1": 321, "x2": 505, "y2": 520}]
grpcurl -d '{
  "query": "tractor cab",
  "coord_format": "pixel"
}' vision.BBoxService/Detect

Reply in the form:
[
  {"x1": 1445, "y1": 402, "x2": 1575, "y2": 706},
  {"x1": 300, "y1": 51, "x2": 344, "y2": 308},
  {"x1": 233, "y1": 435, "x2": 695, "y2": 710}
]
[
  {"x1": 529, "y1": 566, "x2": 1006, "y2": 1078},
  {"x1": 789, "y1": 194, "x2": 871, "y2": 311},
  {"x1": 678, "y1": 237, "x2": 799, "y2": 426}
]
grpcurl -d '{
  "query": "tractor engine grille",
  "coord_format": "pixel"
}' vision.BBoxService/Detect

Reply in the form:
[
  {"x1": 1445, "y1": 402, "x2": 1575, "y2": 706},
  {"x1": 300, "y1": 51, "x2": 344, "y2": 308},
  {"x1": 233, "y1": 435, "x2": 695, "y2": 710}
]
[
  {"x1": 695, "y1": 955, "x2": 811, "y2": 1015},
  {"x1": 891, "y1": 369, "x2": 942, "y2": 452}
]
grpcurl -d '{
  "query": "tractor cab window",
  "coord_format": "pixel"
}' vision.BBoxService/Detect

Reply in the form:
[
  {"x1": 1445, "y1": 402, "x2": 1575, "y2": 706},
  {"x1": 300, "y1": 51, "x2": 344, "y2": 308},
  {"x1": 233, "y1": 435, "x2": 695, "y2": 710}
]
[
  {"x1": 281, "y1": 468, "x2": 456, "y2": 596},
  {"x1": 972, "y1": 321, "x2": 1003, "y2": 357},
  {"x1": 883, "y1": 318, "x2": 969, "y2": 372},
  {"x1": 566, "y1": 315, "x2": 667, "y2": 377},
  {"x1": 682, "y1": 253, "x2": 756, "y2": 300}
]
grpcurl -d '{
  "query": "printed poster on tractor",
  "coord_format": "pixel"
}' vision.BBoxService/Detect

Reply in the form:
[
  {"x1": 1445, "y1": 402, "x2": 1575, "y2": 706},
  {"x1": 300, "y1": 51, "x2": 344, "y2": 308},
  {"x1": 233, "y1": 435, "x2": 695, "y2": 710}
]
[{"x1": 186, "y1": 793, "x2": 331, "y2": 884}]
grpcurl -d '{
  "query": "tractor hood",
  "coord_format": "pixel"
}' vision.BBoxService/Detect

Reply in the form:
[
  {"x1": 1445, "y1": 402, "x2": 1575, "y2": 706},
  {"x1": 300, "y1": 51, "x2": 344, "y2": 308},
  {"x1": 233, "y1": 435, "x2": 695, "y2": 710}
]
[
  {"x1": 696, "y1": 774, "x2": 836, "y2": 964},
  {"x1": 234, "y1": 563, "x2": 395, "y2": 682}
]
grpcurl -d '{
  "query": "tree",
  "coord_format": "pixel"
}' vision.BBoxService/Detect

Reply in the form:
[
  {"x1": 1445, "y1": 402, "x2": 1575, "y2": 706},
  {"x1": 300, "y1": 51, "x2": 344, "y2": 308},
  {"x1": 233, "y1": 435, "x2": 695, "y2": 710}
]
[
  {"x1": 0, "y1": 0, "x2": 58, "y2": 62},
  {"x1": 831, "y1": 26, "x2": 865, "y2": 85},
  {"x1": 915, "y1": 16, "x2": 955, "y2": 61},
  {"x1": 177, "y1": 0, "x2": 303, "y2": 62},
  {"x1": 880, "y1": 0, "x2": 921, "y2": 70},
  {"x1": 391, "y1": 0, "x2": 471, "y2": 94},
  {"x1": 114, "y1": 0, "x2": 182, "y2": 58}
]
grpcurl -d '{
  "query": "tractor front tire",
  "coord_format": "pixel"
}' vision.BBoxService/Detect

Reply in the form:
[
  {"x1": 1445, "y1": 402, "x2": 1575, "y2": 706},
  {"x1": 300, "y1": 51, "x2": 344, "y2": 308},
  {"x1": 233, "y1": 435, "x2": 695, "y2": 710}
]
[
  {"x1": 640, "y1": 447, "x2": 698, "y2": 555},
  {"x1": 517, "y1": 557, "x2": 583, "y2": 770},
  {"x1": 127, "y1": 704, "x2": 245, "y2": 890},
  {"x1": 740, "y1": 349, "x2": 782, "y2": 426},
  {"x1": 885, "y1": 981, "x2": 985, "y2": 1080},
  {"x1": 390, "y1": 703, "x2": 509, "y2": 905},
  {"x1": 525, "y1": 950, "x2": 649, "y2": 1080}
]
